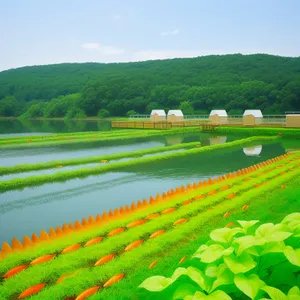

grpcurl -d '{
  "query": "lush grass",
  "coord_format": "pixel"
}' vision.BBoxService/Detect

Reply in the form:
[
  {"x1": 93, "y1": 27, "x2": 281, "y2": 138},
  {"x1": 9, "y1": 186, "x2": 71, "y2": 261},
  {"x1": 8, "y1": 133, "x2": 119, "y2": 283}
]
[
  {"x1": 0, "y1": 127, "x2": 201, "y2": 149},
  {"x1": 0, "y1": 141, "x2": 200, "y2": 175},
  {"x1": 1, "y1": 154, "x2": 298, "y2": 299},
  {"x1": 28, "y1": 162, "x2": 300, "y2": 300},
  {"x1": 0, "y1": 136, "x2": 279, "y2": 192},
  {"x1": 215, "y1": 126, "x2": 300, "y2": 137},
  {"x1": 102, "y1": 173, "x2": 300, "y2": 300},
  {"x1": 0, "y1": 129, "x2": 155, "y2": 144}
]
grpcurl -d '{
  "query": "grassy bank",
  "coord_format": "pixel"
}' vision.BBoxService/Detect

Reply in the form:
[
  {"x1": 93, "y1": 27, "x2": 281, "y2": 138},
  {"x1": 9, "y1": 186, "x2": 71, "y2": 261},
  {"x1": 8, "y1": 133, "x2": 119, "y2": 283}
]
[
  {"x1": 0, "y1": 129, "x2": 155, "y2": 144},
  {"x1": 215, "y1": 126, "x2": 300, "y2": 137},
  {"x1": 0, "y1": 136, "x2": 278, "y2": 192},
  {"x1": 0, "y1": 127, "x2": 201, "y2": 149},
  {"x1": 1, "y1": 154, "x2": 298, "y2": 299},
  {"x1": 0, "y1": 142, "x2": 200, "y2": 175}
]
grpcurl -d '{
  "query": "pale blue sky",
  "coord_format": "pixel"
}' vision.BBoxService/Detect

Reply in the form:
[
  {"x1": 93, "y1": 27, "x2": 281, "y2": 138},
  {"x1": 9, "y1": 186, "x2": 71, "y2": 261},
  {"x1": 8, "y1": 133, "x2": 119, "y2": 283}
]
[{"x1": 1, "y1": 0, "x2": 299, "y2": 71}]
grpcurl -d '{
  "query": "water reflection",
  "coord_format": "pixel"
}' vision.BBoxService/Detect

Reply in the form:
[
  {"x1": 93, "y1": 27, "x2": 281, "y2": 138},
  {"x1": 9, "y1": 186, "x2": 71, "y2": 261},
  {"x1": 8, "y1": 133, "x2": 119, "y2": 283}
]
[
  {"x1": 243, "y1": 145, "x2": 263, "y2": 156},
  {"x1": 165, "y1": 135, "x2": 184, "y2": 145},
  {"x1": 209, "y1": 136, "x2": 227, "y2": 145}
]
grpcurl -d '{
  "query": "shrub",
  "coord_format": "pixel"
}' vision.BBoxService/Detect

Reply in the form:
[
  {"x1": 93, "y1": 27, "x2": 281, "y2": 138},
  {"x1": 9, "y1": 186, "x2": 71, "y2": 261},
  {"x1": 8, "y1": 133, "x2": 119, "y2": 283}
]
[
  {"x1": 98, "y1": 109, "x2": 110, "y2": 119},
  {"x1": 139, "y1": 212, "x2": 300, "y2": 299}
]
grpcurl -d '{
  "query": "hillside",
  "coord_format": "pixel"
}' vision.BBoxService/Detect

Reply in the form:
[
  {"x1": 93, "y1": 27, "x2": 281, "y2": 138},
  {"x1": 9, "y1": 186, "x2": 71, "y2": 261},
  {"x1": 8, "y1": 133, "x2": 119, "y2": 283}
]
[{"x1": 0, "y1": 54, "x2": 300, "y2": 117}]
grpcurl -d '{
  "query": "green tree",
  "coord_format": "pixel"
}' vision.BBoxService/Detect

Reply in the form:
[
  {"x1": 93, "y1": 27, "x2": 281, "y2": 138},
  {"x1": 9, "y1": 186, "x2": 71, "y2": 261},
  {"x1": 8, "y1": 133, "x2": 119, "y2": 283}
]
[
  {"x1": 179, "y1": 101, "x2": 194, "y2": 114},
  {"x1": 126, "y1": 110, "x2": 137, "y2": 117},
  {"x1": 97, "y1": 109, "x2": 110, "y2": 118}
]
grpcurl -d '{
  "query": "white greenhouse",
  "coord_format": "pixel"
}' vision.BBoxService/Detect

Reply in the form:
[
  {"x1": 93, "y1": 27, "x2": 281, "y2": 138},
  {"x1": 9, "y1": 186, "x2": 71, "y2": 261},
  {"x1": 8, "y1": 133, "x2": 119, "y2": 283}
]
[{"x1": 150, "y1": 110, "x2": 166, "y2": 122}]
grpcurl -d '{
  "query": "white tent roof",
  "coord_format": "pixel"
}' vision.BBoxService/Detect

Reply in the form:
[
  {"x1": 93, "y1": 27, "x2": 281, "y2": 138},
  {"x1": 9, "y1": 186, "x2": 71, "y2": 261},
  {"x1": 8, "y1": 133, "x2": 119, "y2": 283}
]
[
  {"x1": 150, "y1": 110, "x2": 166, "y2": 116},
  {"x1": 243, "y1": 110, "x2": 263, "y2": 118},
  {"x1": 167, "y1": 110, "x2": 184, "y2": 116},
  {"x1": 209, "y1": 110, "x2": 228, "y2": 117},
  {"x1": 243, "y1": 145, "x2": 262, "y2": 156}
]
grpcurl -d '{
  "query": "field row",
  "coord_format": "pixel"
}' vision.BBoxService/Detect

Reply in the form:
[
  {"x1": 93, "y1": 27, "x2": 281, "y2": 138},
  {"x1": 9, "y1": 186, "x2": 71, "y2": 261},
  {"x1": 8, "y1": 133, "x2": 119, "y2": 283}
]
[
  {"x1": 0, "y1": 152, "x2": 299, "y2": 299},
  {"x1": 0, "y1": 142, "x2": 200, "y2": 175},
  {"x1": 0, "y1": 136, "x2": 278, "y2": 192},
  {"x1": 215, "y1": 126, "x2": 300, "y2": 137},
  {"x1": 0, "y1": 127, "x2": 201, "y2": 149},
  {"x1": 0, "y1": 129, "x2": 152, "y2": 144}
]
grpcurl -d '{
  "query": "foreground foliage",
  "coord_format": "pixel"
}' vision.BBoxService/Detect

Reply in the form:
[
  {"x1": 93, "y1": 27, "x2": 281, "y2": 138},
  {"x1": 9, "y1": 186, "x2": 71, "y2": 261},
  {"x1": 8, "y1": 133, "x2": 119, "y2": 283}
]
[{"x1": 139, "y1": 212, "x2": 300, "y2": 299}]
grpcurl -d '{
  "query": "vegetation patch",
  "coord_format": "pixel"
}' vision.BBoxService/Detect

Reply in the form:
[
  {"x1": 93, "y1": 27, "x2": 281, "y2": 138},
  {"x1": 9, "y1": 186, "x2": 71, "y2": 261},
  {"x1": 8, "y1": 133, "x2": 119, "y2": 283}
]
[
  {"x1": 0, "y1": 127, "x2": 201, "y2": 149},
  {"x1": 215, "y1": 126, "x2": 300, "y2": 137}
]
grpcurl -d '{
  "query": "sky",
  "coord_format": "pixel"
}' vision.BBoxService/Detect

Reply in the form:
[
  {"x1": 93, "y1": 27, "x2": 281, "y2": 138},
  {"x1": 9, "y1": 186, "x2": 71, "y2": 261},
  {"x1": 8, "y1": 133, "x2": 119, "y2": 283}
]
[{"x1": 1, "y1": 0, "x2": 300, "y2": 71}]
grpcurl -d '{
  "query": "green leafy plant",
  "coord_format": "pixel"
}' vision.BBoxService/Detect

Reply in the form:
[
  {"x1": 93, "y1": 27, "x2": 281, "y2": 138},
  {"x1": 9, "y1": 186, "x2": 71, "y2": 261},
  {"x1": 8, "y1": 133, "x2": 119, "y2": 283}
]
[{"x1": 139, "y1": 213, "x2": 300, "y2": 299}]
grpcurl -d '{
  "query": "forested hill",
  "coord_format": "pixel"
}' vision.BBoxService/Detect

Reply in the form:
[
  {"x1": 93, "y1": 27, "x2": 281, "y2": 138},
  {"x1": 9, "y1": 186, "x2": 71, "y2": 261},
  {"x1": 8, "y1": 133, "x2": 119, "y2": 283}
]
[{"x1": 0, "y1": 54, "x2": 300, "y2": 118}]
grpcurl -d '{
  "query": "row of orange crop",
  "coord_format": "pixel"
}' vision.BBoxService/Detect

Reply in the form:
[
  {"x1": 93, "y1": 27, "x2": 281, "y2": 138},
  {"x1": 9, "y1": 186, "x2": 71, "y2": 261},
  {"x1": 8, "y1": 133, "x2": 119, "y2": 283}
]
[
  {"x1": 0, "y1": 152, "x2": 292, "y2": 260},
  {"x1": 8, "y1": 194, "x2": 259, "y2": 300},
  {"x1": 2, "y1": 158, "x2": 299, "y2": 300}
]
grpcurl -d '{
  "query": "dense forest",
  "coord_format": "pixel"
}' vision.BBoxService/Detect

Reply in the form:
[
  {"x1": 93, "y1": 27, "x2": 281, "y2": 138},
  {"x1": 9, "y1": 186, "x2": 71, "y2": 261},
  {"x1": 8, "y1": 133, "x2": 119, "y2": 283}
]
[{"x1": 0, "y1": 54, "x2": 300, "y2": 118}]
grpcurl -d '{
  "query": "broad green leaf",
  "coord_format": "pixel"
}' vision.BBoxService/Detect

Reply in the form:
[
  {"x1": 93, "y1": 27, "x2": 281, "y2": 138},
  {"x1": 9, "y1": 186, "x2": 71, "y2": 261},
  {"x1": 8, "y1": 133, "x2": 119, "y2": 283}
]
[
  {"x1": 286, "y1": 221, "x2": 300, "y2": 233},
  {"x1": 281, "y1": 213, "x2": 300, "y2": 225},
  {"x1": 184, "y1": 291, "x2": 206, "y2": 300},
  {"x1": 223, "y1": 246, "x2": 234, "y2": 256},
  {"x1": 283, "y1": 246, "x2": 300, "y2": 267},
  {"x1": 234, "y1": 274, "x2": 266, "y2": 299},
  {"x1": 267, "y1": 231, "x2": 293, "y2": 242},
  {"x1": 205, "y1": 265, "x2": 218, "y2": 277},
  {"x1": 255, "y1": 223, "x2": 275, "y2": 238},
  {"x1": 210, "y1": 228, "x2": 232, "y2": 243},
  {"x1": 224, "y1": 252, "x2": 256, "y2": 274},
  {"x1": 187, "y1": 266, "x2": 210, "y2": 291},
  {"x1": 173, "y1": 283, "x2": 197, "y2": 300},
  {"x1": 199, "y1": 244, "x2": 226, "y2": 263},
  {"x1": 184, "y1": 290, "x2": 232, "y2": 300},
  {"x1": 261, "y1": 242, "x2": 285, "y2": 255},
  {"x1": 261, "y1": 286, "x2": 288, "y2": 300},
  {"x1": 210, "y1": 268, "x2": 234, "y2": 292},
  {"x1": 139, "y1": 275, "x2": 174, "y2": 291},
  {"x1": 246, "y1": 246, "x2": 260, "y2": 256},
  {"x1": 216, "y1": 263, "x2": 228, "y2": 276},
  {"x1": 172, "y1": 267, "x2": 188, "y2": 281},
  {"x1": 193, "y1": 244, "x2": 209, "y2": 258},
  {"x1": 233, "y1": 235, "x2": 265, "y2": 256},
  {"x1": 237, "y1": 220, "x2": 260, "y2": 232},
  {"x1": 210, "y1": 228, "x2": 243, "y2": 244},
  {"x1": 287, "y1": 286, "x2": 300, "y2": 300}
]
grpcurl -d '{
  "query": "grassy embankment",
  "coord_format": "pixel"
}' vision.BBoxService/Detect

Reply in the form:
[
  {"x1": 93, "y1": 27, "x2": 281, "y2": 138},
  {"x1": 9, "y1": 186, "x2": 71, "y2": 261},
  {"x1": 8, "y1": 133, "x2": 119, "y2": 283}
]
[
  {"x1": 0, "y1": 152, "x2": 299, "y2": 299},
  {"x1": 0, "y1": 136, "x2": 278, "y2": 192},
  {"x1": 0, "y1": 127, "x2": 201, "y2": 149},
  {"x1": 0, "y1": 141, "x2": 200, "y2": 175},
  {"x1": 215, "y1": 126, "x2": 300, "y2": 137},
  {"x1": 0, "y1": 129, "x2": 156, "y2": 144},
  {"x1": 0, "y1": 129, "x2": 149, "y2": 141}
]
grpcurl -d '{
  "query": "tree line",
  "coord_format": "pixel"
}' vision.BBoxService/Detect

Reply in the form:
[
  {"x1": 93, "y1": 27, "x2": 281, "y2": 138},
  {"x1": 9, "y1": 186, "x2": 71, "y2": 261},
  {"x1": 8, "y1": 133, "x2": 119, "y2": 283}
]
[{"x1": 0, "y1": 54, "x2": 299, "y2": 118}]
